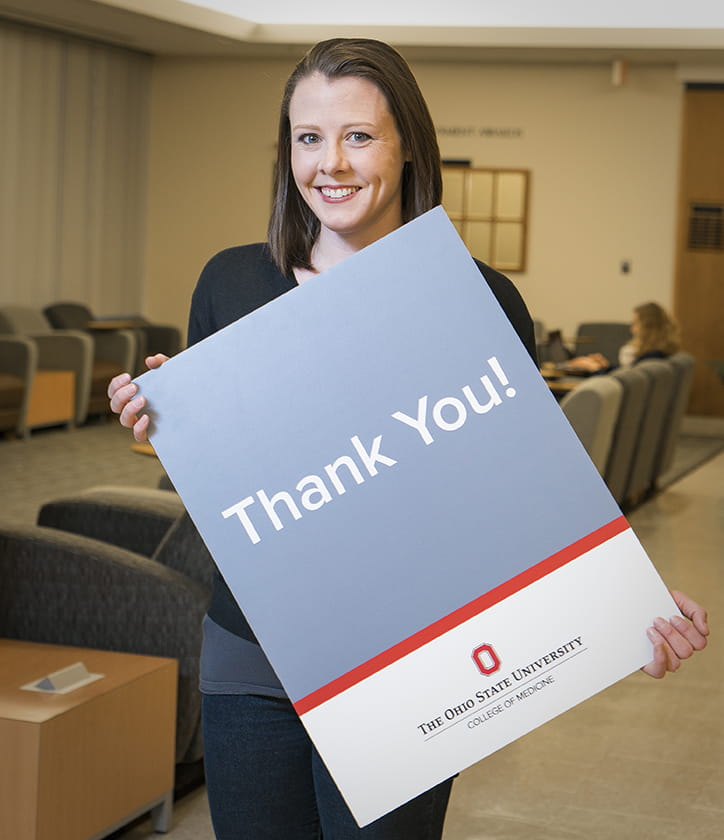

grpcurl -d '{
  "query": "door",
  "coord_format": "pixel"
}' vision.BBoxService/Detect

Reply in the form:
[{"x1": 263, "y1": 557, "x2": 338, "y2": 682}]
[{"x1": 673, "y1": 85, "x2": 724, "y2": 417}]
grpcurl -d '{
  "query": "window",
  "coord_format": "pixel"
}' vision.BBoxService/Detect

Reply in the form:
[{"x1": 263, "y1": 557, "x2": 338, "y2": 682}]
[{"x1": 441, "y1": 166, "x2": 529, "y2": 271}]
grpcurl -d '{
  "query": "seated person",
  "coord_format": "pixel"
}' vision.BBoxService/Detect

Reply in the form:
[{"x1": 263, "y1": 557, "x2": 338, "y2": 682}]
[{"x1": 565, "y1": 302, "x2": 680, "y2": 373}]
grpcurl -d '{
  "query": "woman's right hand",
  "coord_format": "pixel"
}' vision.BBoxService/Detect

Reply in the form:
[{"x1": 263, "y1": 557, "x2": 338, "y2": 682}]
[
  {"x1": 566, "y1": 353, "x2": 609, "y2": 372},
  {"x1": 107, "y1": 353, "x2": 168, "y2": 442}
]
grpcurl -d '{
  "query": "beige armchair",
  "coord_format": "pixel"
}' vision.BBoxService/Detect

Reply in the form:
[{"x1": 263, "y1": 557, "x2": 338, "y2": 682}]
[
  {"x1": 0, "y1": 305, "x2": 135, "y2": 424},
  {"x1": 0, "y1": 305, "x2": 91, "y2": 426},
  {"x1": 0, "y1": 335, "x2": 37, "y2": 437},
  {"x1": 44, "y1": 301, "x2": 181, "y2": 376}
]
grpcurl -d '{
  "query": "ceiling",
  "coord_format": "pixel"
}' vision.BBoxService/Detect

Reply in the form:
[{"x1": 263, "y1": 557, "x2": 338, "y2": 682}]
[{"x1": 2, "y1": 0, "x2": 724, "y2": 68}]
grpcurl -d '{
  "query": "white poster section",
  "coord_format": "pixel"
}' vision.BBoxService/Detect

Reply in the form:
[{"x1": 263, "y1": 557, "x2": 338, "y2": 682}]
[{"x1": 137, "y1": 207, "x2": 677, "y2": 827}]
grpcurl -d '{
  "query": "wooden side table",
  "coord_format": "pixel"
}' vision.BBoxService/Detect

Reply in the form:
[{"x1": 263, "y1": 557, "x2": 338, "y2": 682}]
[{"x1": 0, "y1": 640, "x2": 177, "y2": 840}]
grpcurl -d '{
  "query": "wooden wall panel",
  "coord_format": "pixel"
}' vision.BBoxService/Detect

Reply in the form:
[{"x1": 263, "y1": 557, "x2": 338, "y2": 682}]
[{"x1": 674, "y1": 87, "x2": 724, "y2": 416}]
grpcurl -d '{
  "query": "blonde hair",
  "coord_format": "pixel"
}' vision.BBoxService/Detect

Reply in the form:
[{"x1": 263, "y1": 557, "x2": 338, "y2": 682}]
[{"x1": 632, "y1": 302, "x2": 681, "y2": 357}]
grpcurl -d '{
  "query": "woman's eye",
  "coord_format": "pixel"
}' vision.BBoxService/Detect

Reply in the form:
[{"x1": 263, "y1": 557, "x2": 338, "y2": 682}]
[
  {"x1": 348, "y1": 132, "x2": 371, "y2": 143},
  {"x1": 298, "y1": 133, "x2": 320, "y2": 145}
]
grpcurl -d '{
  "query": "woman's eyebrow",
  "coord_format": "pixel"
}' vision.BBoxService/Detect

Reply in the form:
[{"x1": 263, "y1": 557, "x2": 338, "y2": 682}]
[{"x1": 292, "y1": 121, "x2": 378, "y2": 131}]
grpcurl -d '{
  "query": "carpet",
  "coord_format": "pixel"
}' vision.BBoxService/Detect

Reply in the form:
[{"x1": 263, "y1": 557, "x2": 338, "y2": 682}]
[{"x1": 1, "y1": 420, "x2": 167, "y2": 526}]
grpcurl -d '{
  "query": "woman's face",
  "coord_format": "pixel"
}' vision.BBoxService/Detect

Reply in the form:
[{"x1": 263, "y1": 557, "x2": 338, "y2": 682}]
[
  {"x1": 289, "y1": 72, "x2": 406, "y2": 257},
  {"x1": 630, "y1": 311, "x2": 641, "y2": 339}
]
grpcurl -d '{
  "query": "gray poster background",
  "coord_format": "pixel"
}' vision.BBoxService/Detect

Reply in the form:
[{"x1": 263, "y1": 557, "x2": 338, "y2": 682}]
[{"x1": 138, "y1": 207, "x2": 621, "y2": 703}]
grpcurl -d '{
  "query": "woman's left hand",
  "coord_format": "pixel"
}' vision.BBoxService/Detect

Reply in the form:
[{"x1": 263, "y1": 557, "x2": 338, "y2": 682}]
[{"x1": 642, "y1": 590, "x2": 709, "y2": 678}]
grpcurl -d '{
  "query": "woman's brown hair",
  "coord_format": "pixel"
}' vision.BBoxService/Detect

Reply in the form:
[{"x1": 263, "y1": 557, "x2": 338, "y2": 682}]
[
  {"x1": 267, "y1": 38, "x2": 442, "y2": 275},
  {"x1": 632, "y1": 302, "x2": 681, "y2": 356}
]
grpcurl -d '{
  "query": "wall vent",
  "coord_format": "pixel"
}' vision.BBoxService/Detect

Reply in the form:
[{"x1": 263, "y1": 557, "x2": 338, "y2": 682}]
[{"x1": 687, "y1": 203, "x2": 723, "y2": 250}]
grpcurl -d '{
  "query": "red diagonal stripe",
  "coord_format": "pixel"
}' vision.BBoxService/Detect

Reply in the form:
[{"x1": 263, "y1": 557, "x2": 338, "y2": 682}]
[{"x1": 294, "y1": 516, "x2": 629, "y2": 716}]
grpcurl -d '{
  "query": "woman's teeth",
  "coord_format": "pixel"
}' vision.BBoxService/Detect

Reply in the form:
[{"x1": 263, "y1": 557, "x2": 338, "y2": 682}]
[{"x1": 320, "y1": 187, "x2": 359, "y2": 198}]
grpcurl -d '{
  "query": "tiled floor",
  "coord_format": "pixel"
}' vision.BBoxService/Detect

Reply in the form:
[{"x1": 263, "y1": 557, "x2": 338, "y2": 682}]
[{"x1": 110, "y1": 450, "x2": 723, "y2": 839}]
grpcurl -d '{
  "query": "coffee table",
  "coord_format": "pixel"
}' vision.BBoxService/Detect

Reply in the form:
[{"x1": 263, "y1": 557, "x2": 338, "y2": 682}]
[{"x1": 0, "y1": 639, "x2": 177, "y2": 840}]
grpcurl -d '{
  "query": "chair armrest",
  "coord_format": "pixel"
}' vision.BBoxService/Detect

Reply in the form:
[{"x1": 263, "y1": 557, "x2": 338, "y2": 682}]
[
  {"x1": 93, "y1": 329, "x2": 136, "y2": 372},
  {"x1": 38, "y1": 485, "x2": 185, "y2": 557},
  {"x1": 30, "y1": 330, "x2": 93, "y2": 367},
  {"x1": 0, "y1": 523, "x2": 209, "y2": 762},
  {"x1": 0, "y1": 337, "x2": 37, "y2": 437},
  {"x1": 152, "y1": 511, "x2": 215, "y2": 591},
  {"x1": 0, "y1": 336, "x2": 37, "y2": 378}
]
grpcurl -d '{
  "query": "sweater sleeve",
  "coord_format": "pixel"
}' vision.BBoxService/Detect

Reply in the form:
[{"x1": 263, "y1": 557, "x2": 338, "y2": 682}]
[{"x1": 473, "y1": 259, "x2": 537, "y2": 364}]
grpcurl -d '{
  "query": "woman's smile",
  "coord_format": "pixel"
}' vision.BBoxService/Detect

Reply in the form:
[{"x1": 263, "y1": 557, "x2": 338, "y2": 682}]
[{"x1": 318, "y1": 185, "x2": 362, "y2": 200}]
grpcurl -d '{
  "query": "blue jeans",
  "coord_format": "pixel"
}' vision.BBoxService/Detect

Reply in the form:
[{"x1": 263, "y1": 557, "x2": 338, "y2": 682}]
[{"x1": 202, "y1": 693, "x2": 453, "y2": 839}]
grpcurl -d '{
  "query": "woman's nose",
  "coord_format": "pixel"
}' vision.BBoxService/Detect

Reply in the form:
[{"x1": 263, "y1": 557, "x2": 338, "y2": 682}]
[{"x1": 320, "y1": 141, "x2": 347, "y2": 174}]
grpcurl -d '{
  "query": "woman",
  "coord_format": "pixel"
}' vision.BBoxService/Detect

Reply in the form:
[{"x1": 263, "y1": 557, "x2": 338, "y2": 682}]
[
  {"x1": 567, "y1": 301, "x2": 681, "y2": 373},
  {"x1": 617, "y1": 301, "x2": 681, "y2": 366},
  {"x1": 109, "y1": 39, "x2": 708, "y2": 839}
]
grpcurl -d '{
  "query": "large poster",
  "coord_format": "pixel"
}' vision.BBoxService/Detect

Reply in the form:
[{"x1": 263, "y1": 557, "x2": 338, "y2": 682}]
[{"x1": 137, "y1": 207, "x2": 676, "y2": 826}]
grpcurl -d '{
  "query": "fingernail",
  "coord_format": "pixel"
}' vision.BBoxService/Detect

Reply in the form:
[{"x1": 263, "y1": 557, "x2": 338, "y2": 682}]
[{"x1": 646, "y1": 628, "x2": 658, "y2": 642}]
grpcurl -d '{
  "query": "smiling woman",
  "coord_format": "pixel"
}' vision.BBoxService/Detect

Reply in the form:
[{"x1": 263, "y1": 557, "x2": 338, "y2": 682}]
[{"x1": 106, "y1": 36, "x2": 708, "y2": 840}]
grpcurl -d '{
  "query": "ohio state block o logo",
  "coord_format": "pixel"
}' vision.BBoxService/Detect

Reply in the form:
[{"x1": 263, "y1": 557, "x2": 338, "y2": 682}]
[{"x1": 472, "y1": 643, "x2": 501, "y2": 675}]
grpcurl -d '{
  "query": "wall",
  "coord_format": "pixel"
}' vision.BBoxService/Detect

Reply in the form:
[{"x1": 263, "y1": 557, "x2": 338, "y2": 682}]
[
  {"x1": 143, "y1": 55, "x2": 683, "y2": 342},
  {"x1": 144, "y1": 57, "x2": 292, "y2": 335},
  {"x1": 415, "y1": 61, "x2": 682, "y2": 339}
]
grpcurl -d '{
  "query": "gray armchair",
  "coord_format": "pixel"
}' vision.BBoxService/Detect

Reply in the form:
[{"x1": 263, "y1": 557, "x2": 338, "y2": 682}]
[
  {"x1": 0, "y1": 489, "x2": 213, "y2": 766},
  {"x1": 40, "y1": 303, "x2": 139, "y2": 416},
  {"x1": 44, "y1": 301, "x2": 181, "y2": 376},
  {"x1": 129, "y1": 315, "x2": 182, "y2": 375},
  {"x1": 0, "y1": 335, "x2": 36, "y2": 437},
  {"x1": 604, "y1": 366, "x2": 650, "y2": 506},
  {"x1": 559, "y1": 374, "x2": 624, "y2": 474},
  {"x1": 653, "y1": 352, "x2": 696, "y2": 483},
  {"x1": 0, "y1": 305, "x2": 136, "y2": 422},
  {"x1": 621, "y1": 359, "x2": 676, "y2": 507},
  {"x1": 37, "y1": 485, "x2": 187, "y2": 557},
  {"x1": 574, "y1": 322, "x2": 631, "y2": 366},
  {"x1": 0, "y1": 305, "x2": 94, "y2": 425}
]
